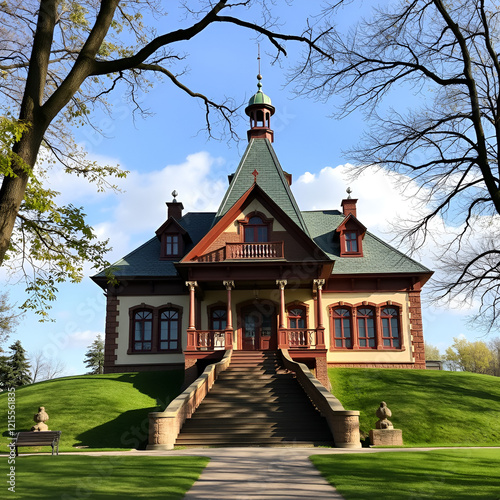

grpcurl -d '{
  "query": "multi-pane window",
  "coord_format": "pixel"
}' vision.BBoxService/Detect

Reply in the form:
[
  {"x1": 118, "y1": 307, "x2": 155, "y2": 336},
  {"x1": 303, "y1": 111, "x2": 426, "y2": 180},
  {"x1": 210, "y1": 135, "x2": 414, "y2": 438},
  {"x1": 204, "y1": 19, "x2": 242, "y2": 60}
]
[
  {"x1": 133, "y1": 310, "x2": 153, "y2": 351},
  {"x1": 160, "y1": 308, "x2": 180, "y2": 351},
  {"x1": 244, "y1": 216, "x2": 268, "y2": 242},
  {"x1": 165, "y1": 234, "x2": 179, "y2": 256},
  {"x1": 357, "y1": 308, "x2": 376, "y2": 348},
  {"x1": 345, "y1": 231, "x2": 358, "y2": 252},
  {"x1": 288, "y1": 307, "x2": 306, "y2": 329},
  {"x1": 211, "y1": 308, "x2": 227, "y2": 330},
  {"x1": 381, "y1": 307, "x2": 400, "y2": 348},
  {"x1": 333, "y1": 308, "x2": 352, "y2": 348}
]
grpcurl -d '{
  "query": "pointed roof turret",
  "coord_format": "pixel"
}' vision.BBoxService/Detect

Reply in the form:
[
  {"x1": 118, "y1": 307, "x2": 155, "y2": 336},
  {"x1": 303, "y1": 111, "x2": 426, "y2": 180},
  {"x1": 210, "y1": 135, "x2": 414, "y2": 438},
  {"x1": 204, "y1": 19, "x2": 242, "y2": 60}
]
[{"x1": 245, "y1": 74, "x2": 275, "y2": 142}]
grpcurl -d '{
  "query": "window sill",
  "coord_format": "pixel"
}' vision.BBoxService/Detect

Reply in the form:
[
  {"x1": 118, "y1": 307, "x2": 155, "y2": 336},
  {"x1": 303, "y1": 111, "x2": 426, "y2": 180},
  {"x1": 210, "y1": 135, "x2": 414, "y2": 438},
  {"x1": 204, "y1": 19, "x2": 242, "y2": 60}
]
[
  {"x1": 127, "y1": 349, "x2": 182, "y2": 355},
  {"x1": 329, "y1": 346, "x2": 406, "y2": 352}
]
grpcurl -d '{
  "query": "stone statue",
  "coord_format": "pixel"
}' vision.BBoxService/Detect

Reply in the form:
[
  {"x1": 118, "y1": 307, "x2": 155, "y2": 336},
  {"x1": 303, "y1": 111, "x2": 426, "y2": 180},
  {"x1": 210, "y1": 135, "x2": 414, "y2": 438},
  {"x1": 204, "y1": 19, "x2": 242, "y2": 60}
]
[
  {"x1": 31, "y1": 406, "x2": 49, "y2": 432},
  {"x1": 375, "y1": 401, "x2": 394, "y2": 430}
]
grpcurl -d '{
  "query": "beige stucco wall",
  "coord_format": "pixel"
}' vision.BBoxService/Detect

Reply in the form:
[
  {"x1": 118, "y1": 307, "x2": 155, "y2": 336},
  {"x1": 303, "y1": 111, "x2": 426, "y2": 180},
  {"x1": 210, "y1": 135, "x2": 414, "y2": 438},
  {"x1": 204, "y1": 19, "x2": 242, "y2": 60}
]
[
  {"x1": 115, "y1": 295, "x2": 189, "y2": 365},
  {"x1": 115, "y1": 288, "x2": 413, "y2": 366},
  {"x1": 322, "y1": 291, "x2": 413, "y2": 364}
]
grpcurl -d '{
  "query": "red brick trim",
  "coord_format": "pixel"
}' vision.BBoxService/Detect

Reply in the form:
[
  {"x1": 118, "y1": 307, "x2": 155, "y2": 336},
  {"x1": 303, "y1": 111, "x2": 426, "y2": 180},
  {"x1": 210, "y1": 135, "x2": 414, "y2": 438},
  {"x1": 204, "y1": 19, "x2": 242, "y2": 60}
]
[
  {"x1": 328, "y1": 362, "x2": 425, "y2": 369},
  {"x1": 408, "y1": 290, "x2": 426, "y2": 368},
  {"x1": 104, "y1": 295, "x2": 120, "y2": 373}
]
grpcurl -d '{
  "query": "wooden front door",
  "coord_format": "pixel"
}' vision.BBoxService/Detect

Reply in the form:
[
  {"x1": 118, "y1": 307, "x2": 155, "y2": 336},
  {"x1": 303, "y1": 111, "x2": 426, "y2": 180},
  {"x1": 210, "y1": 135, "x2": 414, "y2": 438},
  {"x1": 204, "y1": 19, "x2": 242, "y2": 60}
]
[{"x1": 241, "y1": 305, "x2": 277, "y2": 350}]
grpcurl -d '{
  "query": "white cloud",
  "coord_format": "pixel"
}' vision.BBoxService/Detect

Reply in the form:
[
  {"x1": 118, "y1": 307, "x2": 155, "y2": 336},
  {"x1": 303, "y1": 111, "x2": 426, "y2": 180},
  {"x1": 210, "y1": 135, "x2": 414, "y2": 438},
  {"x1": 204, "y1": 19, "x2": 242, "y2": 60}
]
[
  {"x1": 65, "y1": 330, "x2": 102, "y2": 349},
  {"x1": 88, "y1": 151, "x2": 228, "y2": 261}
]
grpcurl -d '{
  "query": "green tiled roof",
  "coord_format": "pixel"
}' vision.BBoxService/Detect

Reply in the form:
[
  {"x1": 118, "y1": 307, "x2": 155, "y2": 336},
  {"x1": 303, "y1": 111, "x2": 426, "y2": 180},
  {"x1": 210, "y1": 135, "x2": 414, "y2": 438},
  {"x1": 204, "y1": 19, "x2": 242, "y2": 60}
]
[
  {"x1": 302, "y1": 210, "x2": 432, "y2": 275},
  {"x1": 215, "y1": 139, "x2": 309, "y2": 235},
  {"x1": 93, "y1": 212, "x2": 215, "y2": 279}
]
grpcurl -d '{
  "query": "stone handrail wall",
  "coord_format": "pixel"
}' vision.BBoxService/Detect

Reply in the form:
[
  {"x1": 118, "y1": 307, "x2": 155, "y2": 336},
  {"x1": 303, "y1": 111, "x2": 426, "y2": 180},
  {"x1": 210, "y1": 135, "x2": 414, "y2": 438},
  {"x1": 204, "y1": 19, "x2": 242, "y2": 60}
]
[
  {"x1": 147, "y1": 349, "x2": 233, "y2": 450},
  {"x1": 280, "y1": 349, "x2": 361, "y2": 448}
]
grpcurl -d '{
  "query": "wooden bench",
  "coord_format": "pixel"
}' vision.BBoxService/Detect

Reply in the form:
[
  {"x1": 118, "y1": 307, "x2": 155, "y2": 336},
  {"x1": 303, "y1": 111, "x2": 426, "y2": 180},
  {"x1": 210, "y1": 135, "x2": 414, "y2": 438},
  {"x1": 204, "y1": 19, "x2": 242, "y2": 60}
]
[{"x1": 14, "y1": 431, "x2": 62, "y2": 456}]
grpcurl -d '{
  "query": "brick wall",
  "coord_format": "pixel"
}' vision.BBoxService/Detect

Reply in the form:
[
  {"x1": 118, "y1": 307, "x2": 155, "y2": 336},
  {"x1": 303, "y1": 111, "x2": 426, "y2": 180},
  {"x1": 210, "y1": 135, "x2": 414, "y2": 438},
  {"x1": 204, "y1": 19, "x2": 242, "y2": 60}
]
[
  {"x1": 408, "y1": 290, "x2": 426, "y2": 369},
  {"x1": 104, "y1": 295, "x2": 119, "y2": 373}
]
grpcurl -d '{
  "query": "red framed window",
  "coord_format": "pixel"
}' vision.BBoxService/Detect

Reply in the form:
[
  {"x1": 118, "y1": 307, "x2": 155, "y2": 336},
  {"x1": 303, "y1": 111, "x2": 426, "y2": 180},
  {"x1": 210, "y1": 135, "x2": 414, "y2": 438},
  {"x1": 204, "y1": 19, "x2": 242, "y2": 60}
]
[
  {"x1": 381, "y1": 307, "x2": 400, "y2": 348},
  {"x1": 244, "y1": 216, "x2": 268, "y2": 242},
  {"x1": 357, "y1": 308, "x2": 376, "y2": 348},
  {"x1": 288, "y1": 307, "x2": 306, "y2": 329},
  {"x1": 133, "y1": 310, "x2": 153, "y2": 351},
  {"x1": 211, "y1": 308, "x2": 227, "y2": 330},
  {"x1": 159, "y1": 308, "x2": 180, "y2": 351},
  {"x1": 333, "y1": 308, "x2": 352, "y2": 348},
  {"x1": 165, "y1": 234, "x2": 179, "y2": 256},
  {"x1": 345, "y1": 231, "x2": 358, "y2": 252}
]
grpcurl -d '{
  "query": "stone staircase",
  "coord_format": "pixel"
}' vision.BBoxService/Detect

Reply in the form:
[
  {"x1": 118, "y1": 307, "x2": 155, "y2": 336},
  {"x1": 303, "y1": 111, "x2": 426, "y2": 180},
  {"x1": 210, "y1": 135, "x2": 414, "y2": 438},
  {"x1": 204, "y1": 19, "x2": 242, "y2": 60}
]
[{"x1": 175, "y1": 351, "x2": 334, "y2": 447}]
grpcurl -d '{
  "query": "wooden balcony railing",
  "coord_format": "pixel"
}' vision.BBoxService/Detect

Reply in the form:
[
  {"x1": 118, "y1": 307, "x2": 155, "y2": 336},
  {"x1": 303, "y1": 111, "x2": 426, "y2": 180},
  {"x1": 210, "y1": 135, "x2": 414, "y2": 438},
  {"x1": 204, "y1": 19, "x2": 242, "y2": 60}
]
[
  {"x1": 227, "y1": 241, "x2": 284, "y2": 259},
  {"x1": 278, "y1": 329, "x2": 317, "y2": 349},
  {"x1": 186, "y1": 330, "x2": 232, "y2": 350},
  {"x1": 195, "y1": 242, "x2": 284, "y2": 262}
]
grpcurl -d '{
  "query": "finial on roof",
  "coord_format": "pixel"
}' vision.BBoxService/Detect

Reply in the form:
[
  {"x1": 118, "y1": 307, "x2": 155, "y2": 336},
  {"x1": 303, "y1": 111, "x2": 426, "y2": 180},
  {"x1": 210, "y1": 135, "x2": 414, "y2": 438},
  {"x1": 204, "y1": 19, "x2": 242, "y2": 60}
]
[
  {"x1": 346, "y1": 187, "x2": 352, "y2": 199},
  {"x1": 172, "y1": 190, "x2": 178, "y2": 202},
  {"x1": 252, "y1": 169, "x2": 259, "y2": 184}
]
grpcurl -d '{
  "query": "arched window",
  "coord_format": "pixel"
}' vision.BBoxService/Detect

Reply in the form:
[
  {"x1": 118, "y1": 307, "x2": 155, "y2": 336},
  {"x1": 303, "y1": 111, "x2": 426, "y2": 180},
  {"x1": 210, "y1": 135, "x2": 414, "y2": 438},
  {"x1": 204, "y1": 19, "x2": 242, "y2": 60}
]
[
  {"x1": 381, "y1": 307, "x2": 400, "y2": 348},
  {"x1": 244, "y1": 216, "x2": 268, "y2": 242},
  {"x1": 159, "y1": 308, "x2": 180, "y2": 351},
  {"x1": 333, "y1": 308, "x2": 352, "y2": 348},
  {"x1": 133, "y1": 310, "x2": 153, "y2": 351},
  {"x1": 357, "y1": 308, "x2": 376, "y2": 348},
  {"x1": 288, "y1": 307, "x2": 306, "y2": 329},
  {"x1": 211, "y1": 308, "x2": 227, "y2": 331}
]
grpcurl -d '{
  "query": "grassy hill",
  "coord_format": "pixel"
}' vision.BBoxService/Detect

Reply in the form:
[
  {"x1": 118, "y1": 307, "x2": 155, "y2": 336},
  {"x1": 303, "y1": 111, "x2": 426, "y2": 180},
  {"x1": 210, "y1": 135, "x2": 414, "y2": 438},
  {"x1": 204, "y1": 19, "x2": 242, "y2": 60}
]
[
  {"x1": 0, "y1": 370, "x2": 183, "y2": 452},
  {"x1": 329, "y1": 368, "x2": 500, "y2": 446}
]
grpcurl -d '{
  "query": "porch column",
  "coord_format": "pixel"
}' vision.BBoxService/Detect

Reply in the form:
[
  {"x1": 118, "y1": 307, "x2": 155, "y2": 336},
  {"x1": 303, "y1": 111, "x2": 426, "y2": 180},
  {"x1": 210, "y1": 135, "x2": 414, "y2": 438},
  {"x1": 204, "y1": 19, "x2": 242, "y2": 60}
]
[
  {"x1": 314, "y1": 279, "x2": 326, "y2": 349},
  {"x1": 276, "y1": 279, "x2": 287, "y2": 328},
  {"x1": 276, "y1": 279, "x2": 287, "y2": 349},
  {"x1": 223, "y1": 280, "x2": 234, "y2": 348},
  {"x1": 186, "y1": 281, "x2": 197, "y2": 330}
]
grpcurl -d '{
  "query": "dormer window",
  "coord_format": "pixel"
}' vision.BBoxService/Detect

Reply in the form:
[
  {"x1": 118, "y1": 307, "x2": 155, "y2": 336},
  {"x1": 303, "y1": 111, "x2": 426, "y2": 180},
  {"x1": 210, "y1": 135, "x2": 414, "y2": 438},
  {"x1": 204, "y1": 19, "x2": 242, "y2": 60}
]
[
  {"x1": 165, "y1": 234, "x2": 179, "y2": 256},
  {"x1": 345, "y1": 231, "x2": 358, "y2": 253},
  {"x1": 336, "y1": 214, "x2": 366, "y2": 257}
]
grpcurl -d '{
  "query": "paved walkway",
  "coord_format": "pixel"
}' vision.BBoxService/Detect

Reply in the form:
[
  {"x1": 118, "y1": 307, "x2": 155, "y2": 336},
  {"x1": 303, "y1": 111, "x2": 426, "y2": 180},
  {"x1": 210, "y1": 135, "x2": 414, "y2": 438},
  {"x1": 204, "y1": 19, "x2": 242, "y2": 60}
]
[{"x1": 13, "y1": 446, "x2": 500, "y2": 499}]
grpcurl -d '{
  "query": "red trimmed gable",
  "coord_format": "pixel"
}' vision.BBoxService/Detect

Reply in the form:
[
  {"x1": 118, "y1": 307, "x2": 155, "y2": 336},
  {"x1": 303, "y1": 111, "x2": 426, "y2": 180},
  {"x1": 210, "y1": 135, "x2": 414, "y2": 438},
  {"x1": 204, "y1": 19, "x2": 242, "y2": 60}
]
[
  {"x1": 336, "y1": 213, "x2": 367, "y2": 257},
  {"x1": 155, "y1": 217, "x2": 190, "y2": 260},
  {"x1": 181, "y1": 182, "x2": 331, "y2": 264}
]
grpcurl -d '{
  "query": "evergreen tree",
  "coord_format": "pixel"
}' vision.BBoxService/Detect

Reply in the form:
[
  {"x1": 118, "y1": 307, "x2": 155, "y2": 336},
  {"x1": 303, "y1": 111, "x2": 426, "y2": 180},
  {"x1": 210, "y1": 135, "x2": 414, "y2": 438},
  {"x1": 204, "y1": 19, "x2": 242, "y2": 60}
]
[
  {"x1": 3, "y1": 340, "x2": 32, "y2": 388},
  {"x1": 0, "y1": 350, "x2": 12, "y2": 390},
  {"x1": 84, "y1": 335, "x2": 104, "y2": 375}
]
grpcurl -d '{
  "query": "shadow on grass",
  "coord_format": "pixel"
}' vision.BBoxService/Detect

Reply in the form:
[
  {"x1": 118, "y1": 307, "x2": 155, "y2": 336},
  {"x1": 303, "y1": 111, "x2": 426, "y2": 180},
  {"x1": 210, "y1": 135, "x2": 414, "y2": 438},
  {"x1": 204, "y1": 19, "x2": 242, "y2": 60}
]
[{"x1": 75, "y1": 407, "x2": 156, "y2": 449}]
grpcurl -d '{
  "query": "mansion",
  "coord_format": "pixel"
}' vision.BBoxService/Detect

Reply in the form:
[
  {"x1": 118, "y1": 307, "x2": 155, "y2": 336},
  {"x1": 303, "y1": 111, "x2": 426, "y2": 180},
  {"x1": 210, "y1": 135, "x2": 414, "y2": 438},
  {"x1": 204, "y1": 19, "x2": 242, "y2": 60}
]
[{"x1": 93, "y1": 77, "x2": 432, "y2": 389}]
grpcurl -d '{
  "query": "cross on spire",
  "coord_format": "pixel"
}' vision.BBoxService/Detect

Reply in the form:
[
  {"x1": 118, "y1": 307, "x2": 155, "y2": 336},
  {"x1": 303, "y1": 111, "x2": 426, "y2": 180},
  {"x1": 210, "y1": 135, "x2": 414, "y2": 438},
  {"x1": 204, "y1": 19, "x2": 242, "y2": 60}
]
[{"x1": 252, "y1": 169, "x2": 259, "y2": 184}]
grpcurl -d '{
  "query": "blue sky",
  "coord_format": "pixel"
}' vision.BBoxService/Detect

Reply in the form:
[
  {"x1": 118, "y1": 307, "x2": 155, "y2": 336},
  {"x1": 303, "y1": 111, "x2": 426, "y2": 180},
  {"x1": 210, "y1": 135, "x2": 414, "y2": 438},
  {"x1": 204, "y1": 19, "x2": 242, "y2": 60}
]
[{"x1": 2, "y1": 1, "x2": 484, "y2": 375}]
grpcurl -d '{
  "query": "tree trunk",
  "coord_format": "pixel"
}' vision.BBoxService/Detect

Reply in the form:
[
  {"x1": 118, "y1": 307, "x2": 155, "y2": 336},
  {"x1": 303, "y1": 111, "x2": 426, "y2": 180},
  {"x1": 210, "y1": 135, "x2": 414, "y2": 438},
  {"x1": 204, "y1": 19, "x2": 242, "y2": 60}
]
[{"x1": 0, "y1": 123, "x2": 45, "y2": 266}]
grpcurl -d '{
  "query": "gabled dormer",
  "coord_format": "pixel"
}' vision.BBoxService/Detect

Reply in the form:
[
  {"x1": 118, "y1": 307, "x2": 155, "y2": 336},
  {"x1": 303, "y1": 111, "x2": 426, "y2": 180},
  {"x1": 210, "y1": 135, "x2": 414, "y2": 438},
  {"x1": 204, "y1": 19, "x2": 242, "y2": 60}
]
[
  {"x1": 336, "y1": 197, "x2": 366, "y2": 257},
  {"x1": 155, "y1": 193, "x2": 192, "y2": 260}
]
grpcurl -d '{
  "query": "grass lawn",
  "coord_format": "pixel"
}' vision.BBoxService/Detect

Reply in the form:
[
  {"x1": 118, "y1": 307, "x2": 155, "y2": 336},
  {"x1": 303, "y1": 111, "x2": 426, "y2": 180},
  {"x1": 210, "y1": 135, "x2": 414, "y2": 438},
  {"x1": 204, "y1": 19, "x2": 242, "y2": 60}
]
[
  {"x1": 2, "y1": 455, "x2": 209, "y2": 499},
  {"x1": 329, "y1": 368, "x2": 500, "y2": 446},
  {"x1": 311, "y1": 449, "x2": 500, "y2": 500},
  {"x1": 0, "y1": 371, "x2": 184, "y2": 452}
]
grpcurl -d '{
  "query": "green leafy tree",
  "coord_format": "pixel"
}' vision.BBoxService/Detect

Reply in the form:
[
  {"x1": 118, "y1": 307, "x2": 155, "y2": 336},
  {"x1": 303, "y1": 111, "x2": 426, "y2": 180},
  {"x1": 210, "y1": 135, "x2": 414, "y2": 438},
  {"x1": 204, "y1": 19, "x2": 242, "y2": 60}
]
[
  {"x1": 301, "y1": 0, "x2": 500, "y2": 331},
  {"x1": 1, "y1": 340, "x2": 32, "y2": 388},
  {"x1": 424, "y1": 343, "x2": 443, "y2": 361},
  {"x1": 0, "y1": 1, "x2": 330, "y2": 317},
  {"x1": 445, "y1": 337, "x2": 493, "y2": 374},
  {"x1": 84, "y1": 335, "x2": 104, "y2": 375}
]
